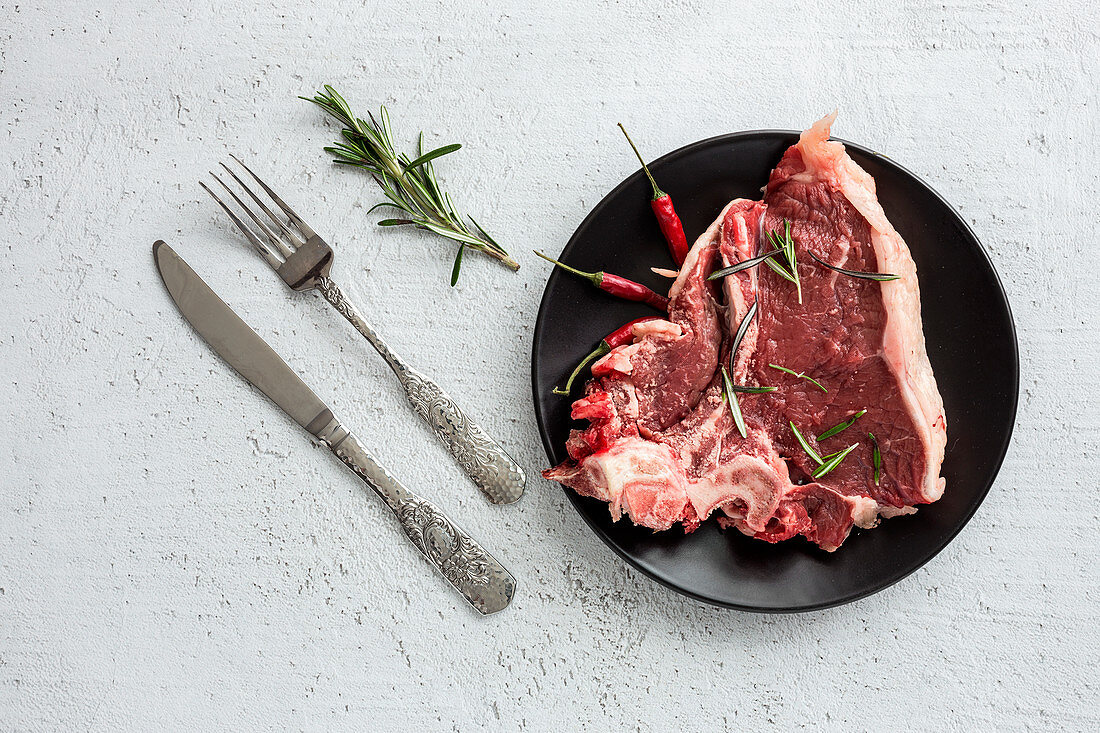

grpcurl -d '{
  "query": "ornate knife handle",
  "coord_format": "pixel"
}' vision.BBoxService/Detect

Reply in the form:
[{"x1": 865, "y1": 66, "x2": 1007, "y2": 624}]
[
  {"x1": 316, "y1": 419, "x2": 516, "y2": 615},
  {"x1": 316, "y1": 276, "x2": 525, "y2": 504}
]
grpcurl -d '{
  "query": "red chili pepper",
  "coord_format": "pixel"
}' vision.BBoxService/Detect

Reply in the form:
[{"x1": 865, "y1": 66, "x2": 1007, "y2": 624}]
[
  {"x1": 534, "y1": 251, "x2": 669, "y2": 311},
  {"x1": 603, "y1": 317, "x2": 655, "y2": 348},
  {"x1": 553, "y1": 317, "x2": 659, "y2": 396},
  {"x1": 618, "y1": 123, "x2": 690, "y2": 266}
]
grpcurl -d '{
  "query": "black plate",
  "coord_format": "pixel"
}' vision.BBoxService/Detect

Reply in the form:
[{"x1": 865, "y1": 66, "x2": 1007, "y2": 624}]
[{"x1": 531, "y1": 131, "x2": 1018, "y2": 612}]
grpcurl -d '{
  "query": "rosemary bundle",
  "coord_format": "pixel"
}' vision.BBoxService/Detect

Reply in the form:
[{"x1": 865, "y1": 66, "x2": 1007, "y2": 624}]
[{"x1": 302, "y1": 85, "x2": 517, "y2": 285}]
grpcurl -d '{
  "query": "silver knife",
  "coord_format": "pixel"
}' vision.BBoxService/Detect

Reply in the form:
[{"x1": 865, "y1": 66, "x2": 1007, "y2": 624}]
[{"x1": 153, "y1": 240, "x2": 515, "y2": 614}]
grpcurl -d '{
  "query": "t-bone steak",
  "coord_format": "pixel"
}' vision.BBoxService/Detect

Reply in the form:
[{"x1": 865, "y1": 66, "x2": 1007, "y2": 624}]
[{"x1": 543, "y1": 114, "x2": 947, "y2": 551}]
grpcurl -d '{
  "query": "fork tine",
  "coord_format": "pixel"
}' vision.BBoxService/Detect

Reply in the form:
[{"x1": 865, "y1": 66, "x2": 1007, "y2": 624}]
[
  {"x1": 199, "y1": 181, "x2": 283, "y2": 269},
  {"x1": 218, "y1": 162, "x2": 304, "y2": 249},
  {"x1": 209, "y1": 171, "x2": 295, "y2": 259},
  {"x1": 230, "y1": 154, "x2": 318, "y2": 239}
]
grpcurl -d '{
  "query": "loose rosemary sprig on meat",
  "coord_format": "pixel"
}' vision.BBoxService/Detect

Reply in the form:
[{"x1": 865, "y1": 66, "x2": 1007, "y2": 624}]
[
  {"x1": 811, "y1": 443, "x2": 860, "y2": 479},
  {"x1": 817, "y1": 409, "x2": 867, "y2": 441},
  {"x1": 808, "y1": 251, "x2": 898, "y2": 281},
  {"x1": 302, "y1": 85, "x2": 518, "y2": 284},
  {"x1": 765, "y1": 220, "x2": 802, "y2": 303},
  {"x1": 869, "y1": 432, "x2": 883, "y2": 485},
  {"x1": 790, "y1": 421, "x2": 859, "y2": 479},
  {"x1": 768, "y1": 363, "x2": 827, "y2": 392},
  {"x1": 729, "y1": 384, "x2": 778, "y2": 394},
  {"x1": 721, "y1": 366, "x2": 748, "y2": 439},
  {"x1": 790, "y1": 421, "x2": 823, "y2": 465}
]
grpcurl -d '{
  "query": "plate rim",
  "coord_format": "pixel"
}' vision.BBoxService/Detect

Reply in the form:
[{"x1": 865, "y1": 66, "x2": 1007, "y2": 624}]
[{"x1": 531, "y1": 129, "x2": 1020, "y2": 613}]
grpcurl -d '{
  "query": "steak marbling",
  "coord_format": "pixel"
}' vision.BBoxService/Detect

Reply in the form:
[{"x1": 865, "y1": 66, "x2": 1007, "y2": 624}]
[{"x1": 544, "y1": 114, "x2": 947, "y2": 550}]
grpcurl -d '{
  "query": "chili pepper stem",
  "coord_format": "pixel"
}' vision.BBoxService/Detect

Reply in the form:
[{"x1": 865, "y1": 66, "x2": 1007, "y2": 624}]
[
  {"x1": 533, "y1": 250, "x2": 602, "y2": 287},
  {"x1": 552, "y1": 317, "x2": 655, "y2": 397},
  {"x1": 553, "y1": 342, "x2": 610, "y2": 395},
  {"x1": 617, "y1": 123, "x2": 666, "y2": 200}
]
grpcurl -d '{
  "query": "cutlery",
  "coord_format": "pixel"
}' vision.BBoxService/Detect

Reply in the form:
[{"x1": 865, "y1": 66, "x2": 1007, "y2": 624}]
[
  {"x1": 199, "y1": 157, "x2": 526, "y2": 505},
  {"x1": 153, "y1": 240, "x2": 515, "y2": 614}
]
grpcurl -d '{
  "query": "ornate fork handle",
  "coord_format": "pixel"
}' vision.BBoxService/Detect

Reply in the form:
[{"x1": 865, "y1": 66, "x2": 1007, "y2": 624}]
[
  {"x1": 315, "y1": 276, "x2": 525, "y2": 505},
  {"x1": 316, "y1": 421, "x2": 516, "y2": 615}
]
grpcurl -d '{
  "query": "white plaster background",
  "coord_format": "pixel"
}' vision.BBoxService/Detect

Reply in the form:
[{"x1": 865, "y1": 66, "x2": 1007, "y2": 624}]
[{"x1": 1, "y1": 1, "x2": 1097, "y2": 730}]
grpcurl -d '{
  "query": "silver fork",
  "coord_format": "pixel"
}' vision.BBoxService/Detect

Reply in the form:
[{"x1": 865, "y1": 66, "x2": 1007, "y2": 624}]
[{"x1": 200, "y1": 155, "x2": 526, "y2": 505}]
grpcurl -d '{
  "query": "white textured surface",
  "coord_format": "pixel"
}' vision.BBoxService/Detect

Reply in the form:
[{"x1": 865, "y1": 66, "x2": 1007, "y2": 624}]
[{"x1": 2, "y1": 1, "x2": 1098, "y2": 729}]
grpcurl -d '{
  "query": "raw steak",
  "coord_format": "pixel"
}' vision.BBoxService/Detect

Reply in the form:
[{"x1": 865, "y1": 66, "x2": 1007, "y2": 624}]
[{"x1": 543, "y1": 114, "x2": 947, "y2": 551}]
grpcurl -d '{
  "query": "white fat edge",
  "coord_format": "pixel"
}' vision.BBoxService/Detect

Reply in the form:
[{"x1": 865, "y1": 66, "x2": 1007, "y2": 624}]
[
  {"x1": 847, "y1": 494, "x2": 882, "y2": 529},
  {"x1": 633, "y1": 320, "x2": 681, "y2": 340},
  {"x1": 878, "y1": 504, "x2": 919, "y2": 520},
  {"x1": 667, "y1": 199, "x2": 740, "y2": 300}
]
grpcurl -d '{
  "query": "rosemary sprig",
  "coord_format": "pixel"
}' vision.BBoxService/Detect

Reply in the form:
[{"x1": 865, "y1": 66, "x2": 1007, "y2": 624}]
[
  {"x1": 811, "y1": 443, "x2": 859, "y2": 480},
  {"x1": 808, "y1": 251, "x2": 898, "y2": 281},
  {"x1": 768, "y1": 363, "x2": 827, "y2": 392},
  {"x1": 721, "y1": 366, "x2": 748, "y2": 439},
  {"x1": 790, "y1": 421, "x2": 823, "y2": 465},
  {"x1": 765, "y1": 220, "x2": 802, "y2": 303},
  {"x1": 869, "y1": 432, "x2": 882, "y2": 485},
  {"x1": 728, "y1": 384, "x2": 777, "y2": 394},
  {"x1": 817, "y1": 409, "x2": 867, "y2": 441},
  {"x1": 302, "y1": 85, "x2": 518, "y2": 284},
  {"x1": 707, "y1": 249, "x2": 785, "y2": 281}
]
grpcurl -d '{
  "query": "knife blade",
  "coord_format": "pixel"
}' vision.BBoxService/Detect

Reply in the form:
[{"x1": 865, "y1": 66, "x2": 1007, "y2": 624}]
[{"x1": 153, "y1": 240, "x2": 515, "y2": 614}]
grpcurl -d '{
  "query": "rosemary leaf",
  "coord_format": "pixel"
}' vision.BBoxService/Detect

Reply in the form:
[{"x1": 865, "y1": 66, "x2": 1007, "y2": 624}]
[
  {"x1": 790, "y1": 421, "x2": 823, "y2": 465},
  {"x1": 729, "y1": 299, "x2": 758, "y2": 374},
  {"x1": 727, "y1": 303, "x2": 775, "y2": 394},
  {"x1": 450, "y1": 244, "x2": 465, "y2": 287},
  {"x1": 785, "y1": 220, "x2": 802, "y2": 304},
  {"x1": 722, "y1": 366, "x2": 748, "y2": 439},
  {"x1": 768, "y1": 363, "x2": 827, "y2": 392},
  {"x1": 783, "y1": 221, "x2": 795, "y2": 267},
  {"x1": 406, "y1": 143, "x2": 462, "y2": 170},
  {"x1": 470, "y1": 216, "x2": 501, "y2": 248},
  {"x1": 365, "y1": 201, "x2": 400, "y2": 215},
  {"x1": 817, "y1": 409, "x2": 868, "y2": 441},
  {"x1": 763, "y1": 256, "x2": 798, "y2": 284},
  {"x1": 379, "y1": 107, "x2": 394, "y2": 149},
  {"x1": 808, "y1": 251, "x2": 899, "y2": 281},
  {"x1": 811, "y1": 443, "x2": 860, "y2": 480},
  {"x1": 729, "y1": 384, "x2": 778, "y2": 394},
  {"x1": 419, "y1": 221, "x2": 491, "y2": 247},
  {"x1": 869, "y1": 432, "x2": 882, "y2": 485}
]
